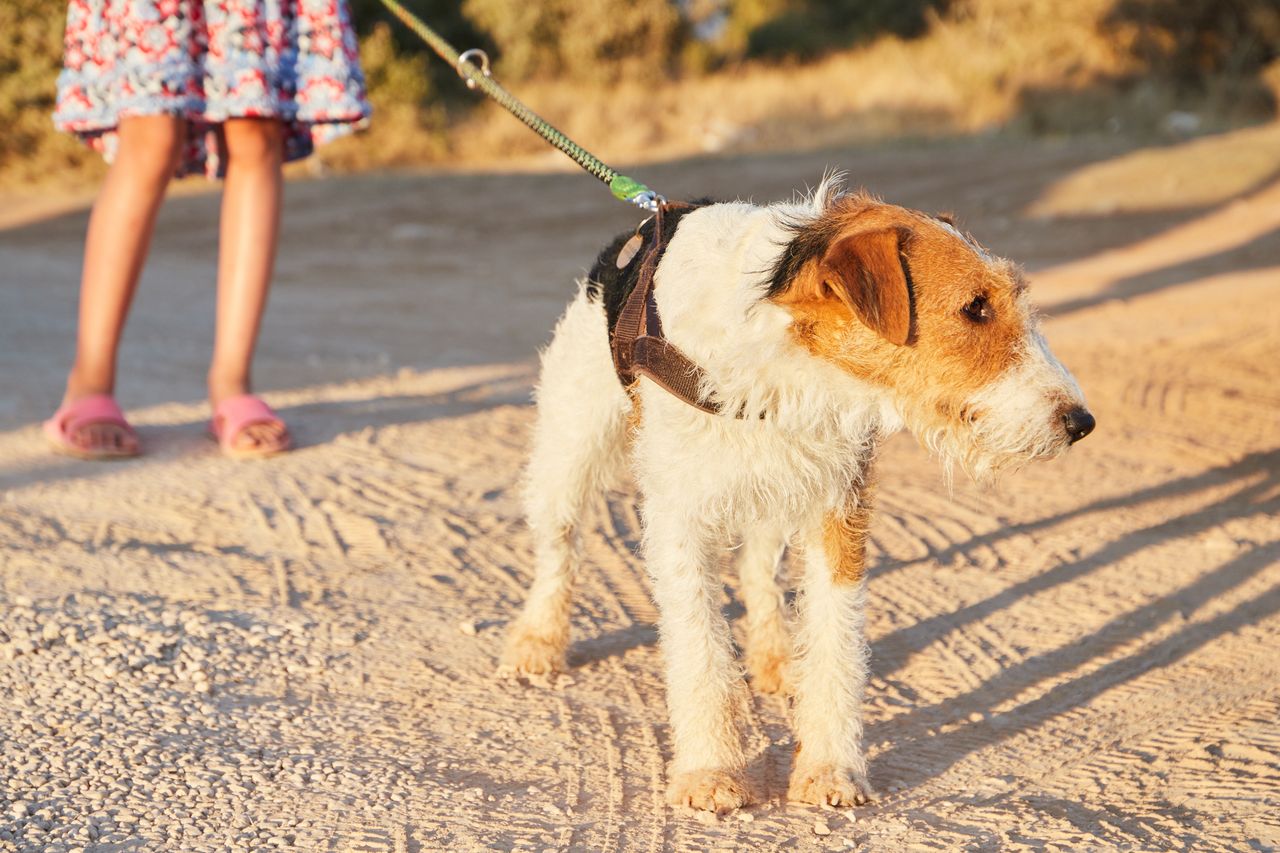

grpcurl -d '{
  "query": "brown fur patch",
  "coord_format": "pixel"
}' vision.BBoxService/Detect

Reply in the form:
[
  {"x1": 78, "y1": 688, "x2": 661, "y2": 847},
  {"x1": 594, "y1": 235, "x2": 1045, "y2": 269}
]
[
  {"x1": 626, "y1": 388, "x2": 643, "y2": 432},
  {"x1": 822, "y1": 479, "x2": 875, "y2": 585},
  {"x1": 820, "y1": 227, "x2": 913, "y2": 345},
  {"x1": 772, "y1": 196, "x2": 1032, "y2": 436}
]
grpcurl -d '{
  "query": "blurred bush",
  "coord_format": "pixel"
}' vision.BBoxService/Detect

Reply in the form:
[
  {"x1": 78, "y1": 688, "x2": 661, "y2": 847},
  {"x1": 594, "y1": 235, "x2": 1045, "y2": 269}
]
[
  {"x1": 1107, "y1": 0, "x2": 1280, "y2": 80},
  {"x1": 734, "y1": 0, "x2": 947, "y2": 60},
  {"x1": 461, "y1": 0, "x2": 686, "y2": 81},
  {"x1": 313, "y1": 21, "x2": 448, "y2": 171},
  {"x1": 3, "y1": 0, "x2": 1279, "y2": 190},
  {"x1": 1095, "y1": 0, "x2": 1280, "y2": 127},
  {"x1": 0, "y1": 0, "x2": 100, "y2": 187}
]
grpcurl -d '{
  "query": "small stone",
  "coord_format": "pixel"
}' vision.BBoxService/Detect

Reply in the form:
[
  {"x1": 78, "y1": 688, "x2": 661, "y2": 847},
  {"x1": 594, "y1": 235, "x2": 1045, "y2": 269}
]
[
  {"x1": 736, "y1": 811, "x2": 754, "y2": 823},
  {"x1": 458, "y1": 620, "x2": 477, "y2": 636},
  {"x1": 813, "y1": 819, "x2": 831, "y2": 836},
  {"x1": 968, "y1": 712, "x2": 984, "y2": 723},
  {"x1": 10, "y1": 802, "x2": 30, "y2": 819}
]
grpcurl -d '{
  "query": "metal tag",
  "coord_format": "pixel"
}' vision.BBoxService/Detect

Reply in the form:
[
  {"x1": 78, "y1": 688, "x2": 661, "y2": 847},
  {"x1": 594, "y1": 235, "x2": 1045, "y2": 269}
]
[{"x1": 616, "y1": 233, "x2": 643, "y2": 269}]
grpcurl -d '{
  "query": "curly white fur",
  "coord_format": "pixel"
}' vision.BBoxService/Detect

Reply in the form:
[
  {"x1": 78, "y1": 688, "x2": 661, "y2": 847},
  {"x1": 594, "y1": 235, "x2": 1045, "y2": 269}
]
[{"x1": 502, "y1": 177, "x2": 1089, "y2": 810}]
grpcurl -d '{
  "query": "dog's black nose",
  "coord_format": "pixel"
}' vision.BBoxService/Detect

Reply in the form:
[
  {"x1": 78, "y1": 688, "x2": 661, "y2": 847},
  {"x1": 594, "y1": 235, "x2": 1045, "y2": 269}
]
[{"x1": 1061, "y1": 407, "x2": 1096, "y2": 444}]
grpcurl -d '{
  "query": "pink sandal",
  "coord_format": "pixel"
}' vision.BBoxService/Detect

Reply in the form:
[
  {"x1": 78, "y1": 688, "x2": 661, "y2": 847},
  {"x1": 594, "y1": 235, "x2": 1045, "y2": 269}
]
[
  {"x1": 43, "y1": 394, "x2": 140, "y2": 460},
  {"x1": 209, "y1": 394, "x2": 292, "y2": 459}
]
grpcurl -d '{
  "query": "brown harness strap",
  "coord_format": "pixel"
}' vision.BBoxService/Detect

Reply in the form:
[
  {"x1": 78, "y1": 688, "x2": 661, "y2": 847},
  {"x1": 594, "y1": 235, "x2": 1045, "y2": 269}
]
[{"x1": 610, "y1": 202, "x2": 731, "y2": 416}]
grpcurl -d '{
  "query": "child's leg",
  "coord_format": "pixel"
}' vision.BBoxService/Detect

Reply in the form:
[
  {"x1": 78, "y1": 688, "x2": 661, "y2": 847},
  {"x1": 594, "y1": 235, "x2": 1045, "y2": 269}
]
[
  {"x1": 63, "y1": 114, "x2": 185, "y2": 453},
  {"x1": 209, "y1": 117, "x2": 289, "y2": 452}
]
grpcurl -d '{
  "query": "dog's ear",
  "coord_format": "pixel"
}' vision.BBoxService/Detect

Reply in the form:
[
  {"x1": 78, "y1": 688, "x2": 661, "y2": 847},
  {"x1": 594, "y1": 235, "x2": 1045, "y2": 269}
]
[{"x1": 819, "y1": 226, "x2": 914, "y2": 346}]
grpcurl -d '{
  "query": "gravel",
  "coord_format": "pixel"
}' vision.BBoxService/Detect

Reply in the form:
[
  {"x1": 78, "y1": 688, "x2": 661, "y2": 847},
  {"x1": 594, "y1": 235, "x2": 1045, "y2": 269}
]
[{"x1": 0, "y1": 593, "x2": 388, "y2": 851}]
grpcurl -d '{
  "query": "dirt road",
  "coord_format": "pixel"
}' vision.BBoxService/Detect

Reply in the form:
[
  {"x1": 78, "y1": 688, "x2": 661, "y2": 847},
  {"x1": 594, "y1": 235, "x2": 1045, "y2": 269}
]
[{"x1": 1, "y1": 130, "x2": 1278, "y2": 850}]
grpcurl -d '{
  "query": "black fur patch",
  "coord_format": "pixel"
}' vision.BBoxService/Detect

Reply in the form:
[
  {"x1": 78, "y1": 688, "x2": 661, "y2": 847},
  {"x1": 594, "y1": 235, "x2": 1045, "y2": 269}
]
[
  {"x1": 763, "y1": 212, "x2": 846, "y2": 299},
  {"x1": 586, "y1": 200, "x2": 711, "y2": 332}
]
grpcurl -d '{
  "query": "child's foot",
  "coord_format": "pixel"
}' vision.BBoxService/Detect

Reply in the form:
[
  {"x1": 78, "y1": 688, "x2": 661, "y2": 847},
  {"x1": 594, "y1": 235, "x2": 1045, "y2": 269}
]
[
  {"x1": 44, "y1": 393, "x2": 141, "y2": 460},
  {"x1": 209, "y1": 393, "x2": 292, "y2": 458}
]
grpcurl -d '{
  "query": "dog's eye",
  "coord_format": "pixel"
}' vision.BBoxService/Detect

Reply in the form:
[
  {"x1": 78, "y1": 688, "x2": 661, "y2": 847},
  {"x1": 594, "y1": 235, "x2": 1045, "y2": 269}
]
[{"x1": 961, "y1": 295, "x2": 992, "y2": 323}]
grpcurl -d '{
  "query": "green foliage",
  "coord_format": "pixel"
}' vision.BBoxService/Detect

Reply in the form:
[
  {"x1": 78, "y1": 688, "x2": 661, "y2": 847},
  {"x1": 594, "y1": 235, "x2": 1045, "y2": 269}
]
[
  {"x1": 0, "y1": 0, "x2": 98, "y2": 184},
  {"x1": 318, "y1": 21, "x2": 449, "y2": 168},
  {"x1": 348, "y1": 0, "x2": 487, "y2": 90},
  {"x1": 733, "y1": 0, "x2": 946, "y2": 60},
  {"x1": 4, "y1": 0, "x2": 1279, "y2": 188},
  {"x1": 1107, "y1": 0, "x2": 1280, "y2": 81},
  {"x1": 461, "y1": 0, "x2": 686, "y2": 81}
]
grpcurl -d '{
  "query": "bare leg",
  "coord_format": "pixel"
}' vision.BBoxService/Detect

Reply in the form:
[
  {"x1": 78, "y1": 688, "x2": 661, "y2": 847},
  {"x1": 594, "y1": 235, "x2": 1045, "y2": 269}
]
[
  {"x1": 62, "y1": 114, "x2": 185, "y2": 453},
  {"x1": 208, "y1": 117, "x2": 289, "y2": 452}
]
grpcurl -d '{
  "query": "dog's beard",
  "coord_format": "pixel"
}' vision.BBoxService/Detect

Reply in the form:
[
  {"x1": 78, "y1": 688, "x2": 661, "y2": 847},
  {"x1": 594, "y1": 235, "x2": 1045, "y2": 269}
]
[
  {"x1": 937, "y1": 352, "x2": 1083, "y2": 486},
  {"x1": 899, "y1": 400, "x2": 1070, "y2": 489}
]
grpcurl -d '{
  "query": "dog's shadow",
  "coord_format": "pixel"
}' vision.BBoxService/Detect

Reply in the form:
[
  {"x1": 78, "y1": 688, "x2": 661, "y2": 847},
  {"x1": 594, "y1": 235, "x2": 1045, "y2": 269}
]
[
  {"x1": 554, "y1": 451, "x2": 1280, "y2": 819},
  {"x1": 567, "y1": 623, "x2": 659, "y2": 668}
]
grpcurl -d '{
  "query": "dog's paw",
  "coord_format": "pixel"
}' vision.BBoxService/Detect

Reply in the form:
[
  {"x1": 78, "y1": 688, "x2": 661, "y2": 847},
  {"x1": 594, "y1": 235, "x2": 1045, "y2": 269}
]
[
  {"x1": 788, "y1": 765, "x2": 874, "y2": 807},
  {"x1": 667, "y1": 768, "x2": 752, "y2": 814},
  {"x1": 745, "y1": 650, "x2": 791, "y2": 695},
  {"x1": 498, "y1": 628, "x2": 566, "y2": 680}
]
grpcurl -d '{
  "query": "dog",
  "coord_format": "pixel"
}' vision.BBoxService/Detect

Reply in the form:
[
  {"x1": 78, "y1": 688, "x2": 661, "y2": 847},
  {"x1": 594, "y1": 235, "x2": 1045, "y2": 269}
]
[{"x1": 500, "y1": 176, "x2": 1094, "y2": 813}]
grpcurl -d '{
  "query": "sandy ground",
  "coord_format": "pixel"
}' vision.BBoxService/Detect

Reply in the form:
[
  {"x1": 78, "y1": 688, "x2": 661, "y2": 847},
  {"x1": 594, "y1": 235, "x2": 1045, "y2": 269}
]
[{"x1": 1, "y1": 130, "x2": 1278, "y2": 851}]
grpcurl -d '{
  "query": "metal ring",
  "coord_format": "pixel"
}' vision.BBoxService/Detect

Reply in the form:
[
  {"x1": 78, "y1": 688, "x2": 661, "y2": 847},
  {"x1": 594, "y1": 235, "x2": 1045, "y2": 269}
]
[
  {"x1": 456, "y1": 49, "x2": 491, "y2": 90},
  {"x1": 629, "y1": 191, "x2": 664, "y2": 212}
]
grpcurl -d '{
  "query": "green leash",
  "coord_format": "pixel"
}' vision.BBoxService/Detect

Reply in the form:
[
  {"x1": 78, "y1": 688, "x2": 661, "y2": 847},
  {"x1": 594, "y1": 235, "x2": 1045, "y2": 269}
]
[{"x1": 377, "y1": 0, "x2": 661, "y2": 211}]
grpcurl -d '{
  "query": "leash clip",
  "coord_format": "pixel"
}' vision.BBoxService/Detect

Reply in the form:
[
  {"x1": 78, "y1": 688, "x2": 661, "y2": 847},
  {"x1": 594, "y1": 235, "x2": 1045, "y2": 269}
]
[
  {"x1": 456, "y1": 49, "x2": 491, "y2": 90},
  {"x1": 628, "y1": 190, "x2": 664, "y2": 213}
]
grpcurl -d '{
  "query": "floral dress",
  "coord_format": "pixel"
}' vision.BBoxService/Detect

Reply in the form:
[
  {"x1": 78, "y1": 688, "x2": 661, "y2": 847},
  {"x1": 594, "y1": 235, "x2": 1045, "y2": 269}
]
[{"x1": 54, "y1": 0, "x2": 372, "y2": 179}]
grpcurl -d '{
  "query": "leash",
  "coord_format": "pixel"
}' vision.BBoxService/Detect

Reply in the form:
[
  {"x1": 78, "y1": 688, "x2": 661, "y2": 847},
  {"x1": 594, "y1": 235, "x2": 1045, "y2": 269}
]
[
  {"x1": 380, "y1": 1, "x2": 736, "y2": 415},
  {"x1": 377, "y1": 0, "x2": 662, "y2": 212}
]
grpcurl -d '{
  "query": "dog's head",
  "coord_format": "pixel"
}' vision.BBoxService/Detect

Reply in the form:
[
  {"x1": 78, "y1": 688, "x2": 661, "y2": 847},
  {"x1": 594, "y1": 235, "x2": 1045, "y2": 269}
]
[{"x1": 769, "y1": 187, "x2": 1093, "y2": 482}]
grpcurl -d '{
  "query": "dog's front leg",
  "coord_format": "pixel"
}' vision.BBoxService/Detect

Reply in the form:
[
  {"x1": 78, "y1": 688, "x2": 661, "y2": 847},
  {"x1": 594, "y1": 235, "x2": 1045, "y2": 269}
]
[
  {"x1": 788, "y1": 489, "x2": 875, "y2": 807},
  {"x1": 644, "y1": 509, "x2": 751, "y2": 813}
]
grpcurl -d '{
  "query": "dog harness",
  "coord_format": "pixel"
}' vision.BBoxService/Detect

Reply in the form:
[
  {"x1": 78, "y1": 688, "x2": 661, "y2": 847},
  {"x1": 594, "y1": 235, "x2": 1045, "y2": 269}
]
[{"x1": 609, "y1": 201, "x2": 733, "y2": 416}]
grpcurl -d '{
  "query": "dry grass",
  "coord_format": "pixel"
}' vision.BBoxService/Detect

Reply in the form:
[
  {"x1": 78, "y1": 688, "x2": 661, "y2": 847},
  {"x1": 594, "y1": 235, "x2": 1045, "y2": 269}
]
[
  {"x1": 322, "y1": 0, "x2": 1277, "y2": 174},
  {"x1": 325, "y1": 0, "x2": 1129, "y2": 172},
  {"x1": 3, "y1": 0, "x2": 1277, "y2": 190}
]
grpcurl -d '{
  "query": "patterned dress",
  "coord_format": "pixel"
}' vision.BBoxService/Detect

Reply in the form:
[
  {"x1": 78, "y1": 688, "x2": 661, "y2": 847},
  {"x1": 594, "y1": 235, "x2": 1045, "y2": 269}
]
[{"x1": 54, "y1": 0, "x2": 372, "y2": 178}]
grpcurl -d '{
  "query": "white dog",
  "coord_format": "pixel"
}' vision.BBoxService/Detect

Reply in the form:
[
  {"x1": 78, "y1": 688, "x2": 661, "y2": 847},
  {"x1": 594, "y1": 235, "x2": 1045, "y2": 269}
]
[{"x1": 500, "y1": 177, "x2": 1094, "y2": 813}]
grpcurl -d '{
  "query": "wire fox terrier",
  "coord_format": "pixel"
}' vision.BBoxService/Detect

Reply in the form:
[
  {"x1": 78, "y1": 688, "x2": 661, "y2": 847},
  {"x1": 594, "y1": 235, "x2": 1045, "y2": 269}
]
[{"x1": 500, "y1": 177, "x2": 1095, "y2": 813}]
